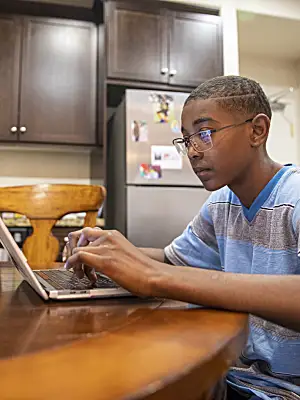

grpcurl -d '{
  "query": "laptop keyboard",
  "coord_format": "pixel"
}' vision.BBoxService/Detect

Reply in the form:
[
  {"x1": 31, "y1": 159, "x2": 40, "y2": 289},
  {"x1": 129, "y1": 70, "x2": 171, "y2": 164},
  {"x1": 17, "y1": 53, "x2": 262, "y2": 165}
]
[{"x1": 34, "y1": 269, "x2": 119, "y2": 291}]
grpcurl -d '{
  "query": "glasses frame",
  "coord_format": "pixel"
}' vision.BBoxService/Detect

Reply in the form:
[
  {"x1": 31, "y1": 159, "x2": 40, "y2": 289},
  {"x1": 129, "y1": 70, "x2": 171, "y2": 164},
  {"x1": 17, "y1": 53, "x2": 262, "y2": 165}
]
[{"x1": 172, "y1": 118, "x2": 253, "y2": 155}]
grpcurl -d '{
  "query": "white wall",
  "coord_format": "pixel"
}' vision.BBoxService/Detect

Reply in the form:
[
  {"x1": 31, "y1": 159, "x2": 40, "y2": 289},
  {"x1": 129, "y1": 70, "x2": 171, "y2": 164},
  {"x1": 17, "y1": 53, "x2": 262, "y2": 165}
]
[
  {"x1": 239, "y1": 54, "x2": 299, "y2": 165},
  {"x1": 239, "y1": 55, "x2": 299, "y2": 88},
  {"x1": 0, "y1": 146, "x2": 91, "y2": 187},
  {"x1": 294, "y1": 60, "x2": 300, "y2": 165}
]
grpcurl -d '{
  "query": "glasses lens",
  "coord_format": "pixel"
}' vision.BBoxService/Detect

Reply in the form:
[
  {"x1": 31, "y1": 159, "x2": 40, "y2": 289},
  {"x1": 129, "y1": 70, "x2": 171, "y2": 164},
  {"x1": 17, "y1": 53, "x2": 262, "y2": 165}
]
[
  {"x1": 191, "y1": 131, "x2": 212, "y2": 152},
  {"x1": 173, "y1": 140, "x2": 187, "y2": 156}
]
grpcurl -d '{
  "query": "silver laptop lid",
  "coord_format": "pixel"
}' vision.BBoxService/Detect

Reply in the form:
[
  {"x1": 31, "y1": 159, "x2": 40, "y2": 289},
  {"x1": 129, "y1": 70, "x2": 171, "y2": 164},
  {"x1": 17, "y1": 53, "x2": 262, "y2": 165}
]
[{"x1": 0, "y1": 217, "x2": 48, "y2": 300}]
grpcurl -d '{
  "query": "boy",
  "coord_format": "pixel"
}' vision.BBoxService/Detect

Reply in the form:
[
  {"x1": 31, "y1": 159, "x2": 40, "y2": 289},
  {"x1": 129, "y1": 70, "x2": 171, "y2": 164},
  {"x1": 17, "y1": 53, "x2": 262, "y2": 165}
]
[{"x1": 66, "y1": 76, "x2": 300, "y2": 399}]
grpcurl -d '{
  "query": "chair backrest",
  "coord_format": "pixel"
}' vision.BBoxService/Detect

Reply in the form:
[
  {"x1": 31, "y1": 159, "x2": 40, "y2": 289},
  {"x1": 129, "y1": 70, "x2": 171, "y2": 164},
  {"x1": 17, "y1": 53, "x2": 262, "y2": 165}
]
[{"x1": 0, "y1": 184, "x2": 106, "y2": 268}]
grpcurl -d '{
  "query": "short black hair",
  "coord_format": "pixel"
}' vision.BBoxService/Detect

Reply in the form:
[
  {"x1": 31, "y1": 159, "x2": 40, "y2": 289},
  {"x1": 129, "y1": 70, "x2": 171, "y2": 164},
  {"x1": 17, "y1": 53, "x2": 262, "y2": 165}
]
[{"x1": 185, "y1": 75, "x2": 272, "y2": 119}]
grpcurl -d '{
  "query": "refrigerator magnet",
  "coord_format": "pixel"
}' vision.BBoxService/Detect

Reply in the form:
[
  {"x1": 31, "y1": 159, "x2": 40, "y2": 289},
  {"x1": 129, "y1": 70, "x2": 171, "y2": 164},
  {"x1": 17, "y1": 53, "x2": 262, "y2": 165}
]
[
  {"x1": 151, "y1": 145, "x2": 183, "y2": 170},
  {"x1": 139, "y1": 164, "x2": 162, "y2": 180},
  {"x1": 131, "y1": 120, "x2": 148, "y2": 142},
  {"x1": 149, "y1": 92, "x2": 174, "y2": 123},
  {"x1": 170, "y1": 119, "x2": 181, "y2": 135}
]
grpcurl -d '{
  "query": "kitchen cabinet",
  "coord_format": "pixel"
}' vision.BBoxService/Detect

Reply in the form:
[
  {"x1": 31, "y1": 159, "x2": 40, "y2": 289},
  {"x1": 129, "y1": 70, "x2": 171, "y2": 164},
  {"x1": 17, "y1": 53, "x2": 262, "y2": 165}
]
[
  {"x1": 20, "y1": 17, "x2": 97, "y2": 144},
  {"x1": 106, "y1": 1, "x2": 168, "y2": 84},
  {"x1": 0, "y1": 15, "x2": 21, "y2": 141},
  {"x1": 106, "y1": 1, "x2": 223, "y2": 88},
  {"x1": 169, "y1": 11, "x2": 223, "y2": 87},
  {"x1": 0, "y1": 15, "x2": 97, "y2": 145}
]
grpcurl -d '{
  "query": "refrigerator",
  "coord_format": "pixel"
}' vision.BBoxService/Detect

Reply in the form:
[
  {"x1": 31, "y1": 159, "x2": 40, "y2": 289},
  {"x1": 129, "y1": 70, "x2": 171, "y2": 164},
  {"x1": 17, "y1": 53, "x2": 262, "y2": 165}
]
[{"x1": 106, "y1": 89, "x2": 210, "y2": 249}]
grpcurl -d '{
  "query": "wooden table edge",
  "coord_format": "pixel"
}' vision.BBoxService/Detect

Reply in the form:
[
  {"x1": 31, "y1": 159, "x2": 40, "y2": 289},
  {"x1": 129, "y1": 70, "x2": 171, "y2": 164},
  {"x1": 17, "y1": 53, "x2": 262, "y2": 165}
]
[{"x1": 0, "y1": 309, "x2": 248, "y2": 400}]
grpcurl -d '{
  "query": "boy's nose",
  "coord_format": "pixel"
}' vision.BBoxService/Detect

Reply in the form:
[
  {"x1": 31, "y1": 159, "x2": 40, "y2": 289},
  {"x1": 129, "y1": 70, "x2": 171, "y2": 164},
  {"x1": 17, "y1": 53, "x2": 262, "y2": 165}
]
[{"x1": 187, "y1": 145, "x2": 204, "y2": 160}]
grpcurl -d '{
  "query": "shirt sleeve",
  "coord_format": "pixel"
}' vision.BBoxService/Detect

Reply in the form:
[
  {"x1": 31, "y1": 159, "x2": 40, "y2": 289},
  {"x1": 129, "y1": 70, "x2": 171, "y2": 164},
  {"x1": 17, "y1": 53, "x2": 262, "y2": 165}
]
[
  {"x1": 164, "y1": 196, "x2": 222, "y2": 270},
  {"x1": 292, "y1": 199, "x2": 300, "y2": 260}
]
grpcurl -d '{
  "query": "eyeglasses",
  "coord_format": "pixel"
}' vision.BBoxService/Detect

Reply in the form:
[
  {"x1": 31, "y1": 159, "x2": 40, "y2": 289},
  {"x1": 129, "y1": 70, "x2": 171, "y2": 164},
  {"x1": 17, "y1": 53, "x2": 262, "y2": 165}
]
[{"x1": 172, "y1": 118, "x2": 253, "y2": 156}]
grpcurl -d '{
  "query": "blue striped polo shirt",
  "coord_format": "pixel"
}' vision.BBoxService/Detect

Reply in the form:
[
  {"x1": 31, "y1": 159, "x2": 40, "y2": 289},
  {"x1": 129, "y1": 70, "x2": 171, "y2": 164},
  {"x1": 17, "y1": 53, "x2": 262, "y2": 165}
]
[{"x1": 164, "y1": 164, "x2": 300, "y2": 399}]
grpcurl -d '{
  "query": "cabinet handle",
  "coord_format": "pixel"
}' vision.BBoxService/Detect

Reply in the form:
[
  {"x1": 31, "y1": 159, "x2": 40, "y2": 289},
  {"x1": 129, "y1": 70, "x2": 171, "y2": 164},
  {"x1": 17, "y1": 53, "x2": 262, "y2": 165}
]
[
  {"x1": 169, "y1": 69, "x2": 177, "y2": 77},
  {"x1": 20, "y1": 126, "x2": 27, "y2": 134},
  {"x1": 161, "y1": 67, "x2": 169, "y2": 75},
  {"x1": 10, "y1": 126, "x2": 18, "y2": 134}
]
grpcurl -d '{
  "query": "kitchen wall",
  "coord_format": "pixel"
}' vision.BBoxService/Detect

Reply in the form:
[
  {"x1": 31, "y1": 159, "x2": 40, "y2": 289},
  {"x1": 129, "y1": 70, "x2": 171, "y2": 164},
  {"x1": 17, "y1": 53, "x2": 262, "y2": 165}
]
[
  {"x1": 239, "y1": 54, "x2": 299, "y2": 165},
  {"x1": 0, "y1": 146, "x2": 92, "y2": 187},
  {"x1": 294, "y1": 60, "x2": 300, "y2": 165}
]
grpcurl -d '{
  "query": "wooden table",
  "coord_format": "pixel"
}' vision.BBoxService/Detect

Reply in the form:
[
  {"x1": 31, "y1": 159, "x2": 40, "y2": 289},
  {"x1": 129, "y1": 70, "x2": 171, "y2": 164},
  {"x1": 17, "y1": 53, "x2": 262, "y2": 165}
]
[{"x1": 0, "y1": 265, "x2": 248, "y2": 400}]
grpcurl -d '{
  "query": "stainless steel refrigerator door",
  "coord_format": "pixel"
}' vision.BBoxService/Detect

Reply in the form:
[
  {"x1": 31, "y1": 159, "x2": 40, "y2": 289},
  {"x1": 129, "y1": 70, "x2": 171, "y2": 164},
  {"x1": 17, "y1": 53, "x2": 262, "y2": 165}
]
[
  {"x1": 125, "y1": 89, "x2": 200, "y2": 186},
  {"x1": 127, "y1": 186, "x2": 211, "y2": 249}
]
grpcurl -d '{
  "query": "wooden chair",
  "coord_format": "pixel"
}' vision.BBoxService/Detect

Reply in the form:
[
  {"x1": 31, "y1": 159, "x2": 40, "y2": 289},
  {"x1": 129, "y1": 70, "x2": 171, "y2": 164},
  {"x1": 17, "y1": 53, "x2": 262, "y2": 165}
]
[{"x1": 0, "y1": 184, "x2": 106, "y2": 268}]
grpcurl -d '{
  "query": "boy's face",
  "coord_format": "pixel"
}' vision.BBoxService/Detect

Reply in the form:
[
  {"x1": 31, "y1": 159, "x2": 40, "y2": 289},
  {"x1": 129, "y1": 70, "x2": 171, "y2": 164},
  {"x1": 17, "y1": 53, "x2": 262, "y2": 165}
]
[{"x1": 181, "y1": 99, "x2": 257, "y2": 191}]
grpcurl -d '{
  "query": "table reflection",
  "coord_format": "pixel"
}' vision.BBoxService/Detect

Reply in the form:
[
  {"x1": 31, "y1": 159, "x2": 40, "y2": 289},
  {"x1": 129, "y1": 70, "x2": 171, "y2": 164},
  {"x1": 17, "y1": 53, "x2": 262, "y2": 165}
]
[{"x1": 0, "y1": 266, "x2": 164, "y2": 359}]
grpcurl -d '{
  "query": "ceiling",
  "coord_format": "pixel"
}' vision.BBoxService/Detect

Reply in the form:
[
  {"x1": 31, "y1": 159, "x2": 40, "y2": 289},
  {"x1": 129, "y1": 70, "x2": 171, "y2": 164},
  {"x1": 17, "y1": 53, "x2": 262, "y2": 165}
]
[
  {"x1": 19, "y1": 0, "x2": 94, "y2": 8},
  {"x1": 238, "y1": 11, "x2": 300, "y2": 60}
]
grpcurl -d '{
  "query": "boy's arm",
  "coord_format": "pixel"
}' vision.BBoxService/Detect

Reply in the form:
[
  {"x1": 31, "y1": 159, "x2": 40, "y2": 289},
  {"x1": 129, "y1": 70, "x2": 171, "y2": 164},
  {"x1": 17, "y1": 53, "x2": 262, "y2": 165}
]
[
  {"x1": 151, "y1": 265, "x2": 300, "y2": 332},
  {"x1": 66, "y1": 220, "x2": 300, "y2": 332},
  {"x1": 67, "y1": 239, "x2": 300, "y2": 333},
  {"x1": 139, "y1": 248, "x2": 173, "y2": 264},
  {"x1": 139, "y1": 248, "x2": 165, "y2": 263}
]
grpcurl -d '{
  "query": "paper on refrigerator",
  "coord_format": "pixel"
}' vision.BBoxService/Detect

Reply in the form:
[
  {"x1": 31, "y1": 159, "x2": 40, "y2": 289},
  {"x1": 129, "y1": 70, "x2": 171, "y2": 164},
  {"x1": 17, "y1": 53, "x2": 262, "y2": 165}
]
[{"x1": 151, "y1": 145, "x2": 183, "y2": 170}]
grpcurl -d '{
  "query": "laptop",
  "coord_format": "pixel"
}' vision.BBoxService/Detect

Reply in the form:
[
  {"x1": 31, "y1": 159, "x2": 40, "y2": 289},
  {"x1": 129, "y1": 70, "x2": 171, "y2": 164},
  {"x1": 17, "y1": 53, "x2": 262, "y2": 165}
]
[{"x1": 0, "y1": 217, "x2": 133, "y2": 301}]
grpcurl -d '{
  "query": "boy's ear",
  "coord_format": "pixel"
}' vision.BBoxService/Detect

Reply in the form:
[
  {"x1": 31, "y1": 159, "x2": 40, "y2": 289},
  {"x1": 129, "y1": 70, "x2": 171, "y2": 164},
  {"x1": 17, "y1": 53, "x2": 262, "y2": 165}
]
[{"x1": 249, "y1": 113, "x2": 270, "y2": 147}]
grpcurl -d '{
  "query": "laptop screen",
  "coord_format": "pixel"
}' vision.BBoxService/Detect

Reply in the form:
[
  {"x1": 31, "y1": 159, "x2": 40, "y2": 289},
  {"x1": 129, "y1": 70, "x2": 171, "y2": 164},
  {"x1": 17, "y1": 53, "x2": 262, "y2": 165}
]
[{"x1": 0, "y1": 218, "x2": 48, "y2": 300}]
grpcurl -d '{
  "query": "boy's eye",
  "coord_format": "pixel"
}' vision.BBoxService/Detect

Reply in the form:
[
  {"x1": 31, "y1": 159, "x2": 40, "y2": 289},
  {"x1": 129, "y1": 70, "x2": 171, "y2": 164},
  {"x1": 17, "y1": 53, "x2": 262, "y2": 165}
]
[{"x1": 199, "y1": 130, "x2": 211, "y2": 142}]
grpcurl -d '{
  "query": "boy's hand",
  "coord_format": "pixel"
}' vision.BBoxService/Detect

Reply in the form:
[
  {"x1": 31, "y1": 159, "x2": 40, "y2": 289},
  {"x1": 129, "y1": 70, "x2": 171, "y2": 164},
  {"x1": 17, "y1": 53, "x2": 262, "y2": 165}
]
[
  {"x1": 65, "y1": 229, "x2": 162, "y2": 297},
  {"x1": 63, "y1": 227, "x2": 103, "y2": 283}
]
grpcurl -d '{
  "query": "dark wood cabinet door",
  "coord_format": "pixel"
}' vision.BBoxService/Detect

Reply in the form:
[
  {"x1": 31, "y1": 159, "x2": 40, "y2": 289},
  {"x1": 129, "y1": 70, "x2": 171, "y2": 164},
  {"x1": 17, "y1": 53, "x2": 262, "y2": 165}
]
[
  {"x1": 169, "y1": 12, "x2": 223, "y2": 88},
  {"x1": 0, "y1": 15, "x2": 21, "y2": 141},
  {"x1": 106, "y1": 1, "x2": 168, "y2": 83},
  {"x1": 19, "y1": 17, "x2": 97, "y2": 144}
]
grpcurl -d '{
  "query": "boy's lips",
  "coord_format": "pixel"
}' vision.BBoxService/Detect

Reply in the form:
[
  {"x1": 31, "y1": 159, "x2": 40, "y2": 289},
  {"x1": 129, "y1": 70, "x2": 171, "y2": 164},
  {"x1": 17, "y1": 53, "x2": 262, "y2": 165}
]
[{"x1": 193, "y1": 167, "x2": 213, "y2": 180}]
